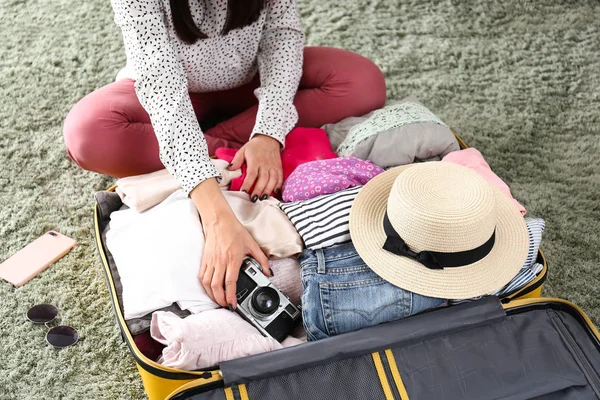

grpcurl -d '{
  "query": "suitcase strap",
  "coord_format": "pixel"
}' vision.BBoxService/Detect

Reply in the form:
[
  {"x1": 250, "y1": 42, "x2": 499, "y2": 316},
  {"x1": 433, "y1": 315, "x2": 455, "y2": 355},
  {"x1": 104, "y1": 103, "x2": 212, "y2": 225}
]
[
  {"x1": 372, "y1": 350, "x2": 409, "y2": 400},
  {"x1": 224, "y1": 384, "x2": 249, "y2": 400}
]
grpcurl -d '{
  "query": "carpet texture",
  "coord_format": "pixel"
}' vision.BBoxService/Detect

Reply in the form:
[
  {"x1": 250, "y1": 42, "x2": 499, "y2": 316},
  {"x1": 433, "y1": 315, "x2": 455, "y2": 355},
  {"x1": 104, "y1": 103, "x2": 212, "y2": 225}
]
[{"x1": 1, "y1": 0, "x2": 599, "y2": 398}]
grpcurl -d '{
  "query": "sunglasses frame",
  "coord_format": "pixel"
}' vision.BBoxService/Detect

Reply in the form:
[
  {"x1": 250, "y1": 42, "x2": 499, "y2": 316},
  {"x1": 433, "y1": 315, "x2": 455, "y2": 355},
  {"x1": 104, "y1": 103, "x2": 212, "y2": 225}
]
[{"x1": 26, "y1": 304, "x2": 79, "y2": 349}]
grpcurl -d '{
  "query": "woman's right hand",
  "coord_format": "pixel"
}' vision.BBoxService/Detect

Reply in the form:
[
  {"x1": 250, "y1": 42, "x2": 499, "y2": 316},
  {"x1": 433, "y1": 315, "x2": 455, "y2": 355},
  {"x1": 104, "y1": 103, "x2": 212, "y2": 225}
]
[{"x1": 190, "y1": 178, "x2": 271, "y2": 309}]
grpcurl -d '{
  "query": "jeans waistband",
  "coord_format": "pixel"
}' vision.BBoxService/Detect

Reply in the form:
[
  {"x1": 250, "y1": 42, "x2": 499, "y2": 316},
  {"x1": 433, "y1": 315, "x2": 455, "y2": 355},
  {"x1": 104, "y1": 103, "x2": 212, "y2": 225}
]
[{"x1": 300, "y1": 242, "x2": 368, "y2": 275}]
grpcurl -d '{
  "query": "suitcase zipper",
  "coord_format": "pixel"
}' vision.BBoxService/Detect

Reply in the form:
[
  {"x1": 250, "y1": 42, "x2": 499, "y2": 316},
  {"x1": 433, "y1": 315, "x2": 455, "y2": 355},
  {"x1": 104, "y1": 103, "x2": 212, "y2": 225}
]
[
  {"x1": 379, "y1": 351, "x2": 403, "y2": 400},
  {"x1": 549, "y1": 310, "x2": 600, "y2": 397}
]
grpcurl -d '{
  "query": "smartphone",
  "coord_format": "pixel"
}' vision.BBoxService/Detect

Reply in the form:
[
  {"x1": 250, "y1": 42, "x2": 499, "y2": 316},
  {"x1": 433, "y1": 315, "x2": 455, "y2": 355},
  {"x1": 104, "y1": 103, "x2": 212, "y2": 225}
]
[{"x1": 0, "y1": 231, "x2": 77, "y2": 287}]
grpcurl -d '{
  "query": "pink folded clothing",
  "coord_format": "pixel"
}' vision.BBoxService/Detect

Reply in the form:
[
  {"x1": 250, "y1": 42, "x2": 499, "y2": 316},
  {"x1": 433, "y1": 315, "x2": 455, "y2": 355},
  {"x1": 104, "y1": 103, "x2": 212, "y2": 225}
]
[
  {"x1": 269, "y1": 258, "x2": 302, "y2": 306},
  {"x1": 282, "y1": 157, "x2": 384, "y2": 202},
  {"x1": 281, "y1": 127, "x2": 338, "y2": 181},
  {"x1": 216, "y1": 127, "x2": 338, "y2": 194},
  {"x1": 150, "y1": 309, "x2": 303, "y2": 370},
  {"x1": 115, "y1": 160, "x2": 242, "y2": 212},
  {"x1": 215, "y1": 147, "x2": 248, "y2": 192},
  {"x1": 442, "y1": 148, "x2": 527, "y2": 215}
]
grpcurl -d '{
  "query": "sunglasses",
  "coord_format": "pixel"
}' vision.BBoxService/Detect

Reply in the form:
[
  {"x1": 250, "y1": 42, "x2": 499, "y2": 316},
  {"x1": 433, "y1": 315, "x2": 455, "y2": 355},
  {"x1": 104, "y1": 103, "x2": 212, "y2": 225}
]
[{"x1": 26, "y1": 304, "x2": 79, "y2": 348}]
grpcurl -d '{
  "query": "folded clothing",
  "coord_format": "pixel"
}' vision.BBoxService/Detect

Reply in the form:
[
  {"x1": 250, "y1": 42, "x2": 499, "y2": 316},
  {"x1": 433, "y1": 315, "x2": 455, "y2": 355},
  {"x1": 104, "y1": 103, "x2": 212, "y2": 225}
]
[
  {"x1": 214, "y1": 147, "x2": 248, "y2": 192},
  {"x1": 322, "y1": 96, "x2": 460, "y2": 169},
  {"x1": 107, "y1": 226, "x2": 301, "y2": 334},
  {"x1": 282, "y1": 157, "x2": 382, "y2": 202},
  {"x1": 268, "y1": 258, "x2": 302, "y2": 306},
  {"x1": 281, "y1": 127, "x2": 338, "y2": 181},
  {"x1": 105, "y1": 189, "x2": 301, "y2": 324},
  {"x1": 151, "y1": 309, "x2": 304, "y2": 370},
  {"x1": 133, "y1": 258, "x2": 304, "y2": 360},
  {"x1": 450, "y1": 262, "x2": 545, "y2": 306},
  {"x1": 442, "y1": 148, "x2": 527, "y2": 215},
  {"x1": 522, "y1": 218, "x2": 545, "y2": 267},
  {"x1": 223, "y1": 191, "x2": 304, "y2": 259},
  {"x1": 97, "y1": 191, "x2": 192, "y2": 335},
  {"x1": 213, "y1": 159, "x2": 243, "y2": 188},
  {"x1": 450, "y1": 217, "x2": 545, "y2": 304},
  {"x1": 216, "y1": 127, "x2": 337, "y2": 193},
  {"x1": 115, "y1": 159, "x2": 242, "y2": 213},
  {"x1": 106, "y1": 190, "x2": 218, "y2": 320},
  {"x1": 280, "y1": 186, "x2": 362, "y2": 250},
  {"x1": 101, "y1": 217, "x2": 190, "y2": 334},
  {"x1": 134, "y1": 330, "x2": 165, "y2": 362},
  {"x1": 301, "y1": 242, "x2": 445, "y2": 341},
  {"x1": 115, "y1": 169, "x2": 180, "y2": 213},
  {"x1": 494, "y1": 218, "x2": 545, "y2": 296},
  {"x1": 494, "y1": 262, "x2": 544, "y2": 297}
]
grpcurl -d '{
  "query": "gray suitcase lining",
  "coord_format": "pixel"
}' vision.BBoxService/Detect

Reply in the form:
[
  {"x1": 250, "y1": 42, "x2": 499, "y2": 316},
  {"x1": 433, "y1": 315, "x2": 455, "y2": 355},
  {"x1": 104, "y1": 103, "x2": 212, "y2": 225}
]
[{"x1": 179, "y1": 300, "x2": 600, "y2": 399}]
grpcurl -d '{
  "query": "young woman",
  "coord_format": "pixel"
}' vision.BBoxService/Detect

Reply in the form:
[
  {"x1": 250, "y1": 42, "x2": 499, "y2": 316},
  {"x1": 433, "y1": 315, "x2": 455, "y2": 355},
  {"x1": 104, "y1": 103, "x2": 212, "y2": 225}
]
[{"x1": 63, "y1": 0, "x2": 386, "y2": 310}]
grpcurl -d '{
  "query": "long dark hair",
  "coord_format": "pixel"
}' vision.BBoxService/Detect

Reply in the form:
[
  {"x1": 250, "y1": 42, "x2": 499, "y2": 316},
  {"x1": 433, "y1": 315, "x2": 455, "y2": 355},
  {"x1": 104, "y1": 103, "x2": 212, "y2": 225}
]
[{"x1": 170, "y1": 0, "x2": 266, "y2": 44}]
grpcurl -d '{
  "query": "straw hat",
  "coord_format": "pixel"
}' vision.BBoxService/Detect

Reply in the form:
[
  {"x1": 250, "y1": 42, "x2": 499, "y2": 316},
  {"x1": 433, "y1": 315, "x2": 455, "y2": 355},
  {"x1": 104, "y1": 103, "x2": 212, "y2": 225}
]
[{"x1": 349, "y1": 162, "x2": 529, "y2": 299}]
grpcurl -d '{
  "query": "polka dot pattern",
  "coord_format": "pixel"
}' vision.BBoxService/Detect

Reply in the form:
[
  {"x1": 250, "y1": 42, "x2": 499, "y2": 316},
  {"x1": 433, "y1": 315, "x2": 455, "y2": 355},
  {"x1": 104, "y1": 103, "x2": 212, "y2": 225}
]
[
  {"x1": 282, "y1": 157, "x2": 385, "y2": 202},
  {"x1": 110, "y1": 0, "x2": 305, "y2": 193}
]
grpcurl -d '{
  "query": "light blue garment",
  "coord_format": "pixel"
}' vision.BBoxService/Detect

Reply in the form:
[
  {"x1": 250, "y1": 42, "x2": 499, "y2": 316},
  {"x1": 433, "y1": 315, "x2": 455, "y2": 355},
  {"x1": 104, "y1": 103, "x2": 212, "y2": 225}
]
[
  {"x1": 300, "y1": 242, "x2": 445, "y2": 341},
  {"x1": 493, "y1": 262, "x2": 544, "y2": 297},
  {"x1": 492, "y1": 217, "x2": 545, "y2": 296},
  {"x1": 451, "y1": 217, "x2": 546, "y2": 304},
  {"x1": 522, "y1": 218, "x2": 545, "y2": 267}
]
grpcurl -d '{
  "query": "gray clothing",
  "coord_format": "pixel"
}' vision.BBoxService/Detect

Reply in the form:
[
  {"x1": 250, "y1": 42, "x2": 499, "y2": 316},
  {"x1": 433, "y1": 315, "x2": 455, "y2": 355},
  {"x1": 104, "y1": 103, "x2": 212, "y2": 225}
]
[{"x1": 323, "y1": 96, "x2": 460, "y2": 169}]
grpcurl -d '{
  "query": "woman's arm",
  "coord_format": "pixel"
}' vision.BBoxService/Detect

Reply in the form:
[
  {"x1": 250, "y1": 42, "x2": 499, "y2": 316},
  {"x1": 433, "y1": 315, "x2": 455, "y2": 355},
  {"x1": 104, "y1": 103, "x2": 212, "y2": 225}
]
[
  {"x1": 110, "y1": 0, "x2": 219, "y2": 194},
  {"x1": 231, "y1": 0, "x2": 305, "y2": 197},
  {"x1": 110, "y1": 0, "x2": 271, "y2": 307},
  {"x1": 191, "y1": 179, "x2": 271, "y2": 309},
  {"x1": 251, "y1": 0, "x2": 305, "y2": 145}
]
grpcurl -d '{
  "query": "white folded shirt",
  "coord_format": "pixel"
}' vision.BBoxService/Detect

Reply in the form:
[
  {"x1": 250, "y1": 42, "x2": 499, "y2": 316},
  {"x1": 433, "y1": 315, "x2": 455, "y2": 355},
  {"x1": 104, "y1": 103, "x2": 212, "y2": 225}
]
[{"x1": 106, "y1": 190, "x2": 218, "y2": 319}]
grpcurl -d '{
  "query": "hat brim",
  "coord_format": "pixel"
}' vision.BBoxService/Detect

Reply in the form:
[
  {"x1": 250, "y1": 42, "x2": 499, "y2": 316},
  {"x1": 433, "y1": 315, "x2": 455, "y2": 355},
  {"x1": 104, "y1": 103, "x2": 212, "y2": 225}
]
[{"x1": 349, "y1": 164, "x2": 530, "y2": 299}]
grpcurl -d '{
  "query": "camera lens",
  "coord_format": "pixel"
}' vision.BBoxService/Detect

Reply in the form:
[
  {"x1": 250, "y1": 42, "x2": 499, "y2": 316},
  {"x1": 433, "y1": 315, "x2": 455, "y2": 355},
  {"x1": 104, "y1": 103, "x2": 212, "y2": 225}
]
[
  {"x1": 49, "y1": 232, "x2": 58, "y2": 237},
  {"x1": 251, "y1": 287, "x2": 280, "y2": 315}
]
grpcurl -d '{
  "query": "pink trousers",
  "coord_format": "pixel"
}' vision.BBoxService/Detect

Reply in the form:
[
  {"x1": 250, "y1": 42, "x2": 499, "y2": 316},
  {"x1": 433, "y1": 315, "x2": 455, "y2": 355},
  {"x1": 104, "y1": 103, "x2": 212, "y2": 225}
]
[{"x1": 63, "y1": 47, "x2": 386, "y2": 178}]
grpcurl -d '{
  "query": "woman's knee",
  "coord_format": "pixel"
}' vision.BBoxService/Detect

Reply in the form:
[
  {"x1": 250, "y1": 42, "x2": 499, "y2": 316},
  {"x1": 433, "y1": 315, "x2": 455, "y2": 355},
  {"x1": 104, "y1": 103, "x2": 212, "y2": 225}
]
[
  {"x1": 354, "y1": 55, "x2": 387, "y2": 110},
  {"x1": 63, "y1": 80, "x2": 148, "y2": 175},
  {"x1": 335, "y1": 50, "x2": 386, "y2": 111},
  {"x1": 305, "y1": 47, "x2": 387, "y2": 115},
  {"x1": 63, "y1": 94, "x2": 109, "y2": 171}
]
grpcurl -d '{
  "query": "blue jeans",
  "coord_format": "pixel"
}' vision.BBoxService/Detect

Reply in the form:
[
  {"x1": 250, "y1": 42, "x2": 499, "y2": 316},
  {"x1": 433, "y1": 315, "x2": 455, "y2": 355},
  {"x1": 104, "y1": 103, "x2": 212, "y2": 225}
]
[{"x1": 300, "y1": 242, "x2": 445, "y2": 341}]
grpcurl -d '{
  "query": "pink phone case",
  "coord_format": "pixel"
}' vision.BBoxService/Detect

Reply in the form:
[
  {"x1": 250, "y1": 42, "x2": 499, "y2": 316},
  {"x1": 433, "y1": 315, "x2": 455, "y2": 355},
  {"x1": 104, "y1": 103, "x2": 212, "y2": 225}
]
[{"x1": 0, "y1": 231, "x2": 77, "y2": 287}]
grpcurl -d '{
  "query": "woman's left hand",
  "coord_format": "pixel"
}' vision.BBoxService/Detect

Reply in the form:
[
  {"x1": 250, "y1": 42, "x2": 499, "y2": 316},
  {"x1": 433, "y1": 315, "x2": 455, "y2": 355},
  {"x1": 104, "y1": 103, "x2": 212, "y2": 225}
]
[{"x1": 228, "y1": 134, "x2": 283, "y2": 201}]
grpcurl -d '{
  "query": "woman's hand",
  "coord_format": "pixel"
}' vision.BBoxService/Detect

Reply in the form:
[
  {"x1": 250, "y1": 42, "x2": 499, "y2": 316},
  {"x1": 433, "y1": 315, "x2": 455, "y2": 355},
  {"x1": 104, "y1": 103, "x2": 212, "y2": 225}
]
[
  {"x1": 190, "y1": 178, "x2": 271, "y2": 309},
  {"x1": 229, "y1": 134, "x2": 283, "y2": 201}
]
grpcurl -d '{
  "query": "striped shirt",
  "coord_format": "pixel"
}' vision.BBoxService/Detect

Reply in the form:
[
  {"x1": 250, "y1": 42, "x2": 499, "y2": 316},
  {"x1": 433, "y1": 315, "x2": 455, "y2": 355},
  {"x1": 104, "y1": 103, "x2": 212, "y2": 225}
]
[
  {"x1": 451, "y1": 217, "x2": 546, "y2": 303},
  {"x1": 279, "y1": 186, "x2": 362, "y2": 250},
  {"x1": 523, "y1": 218, "x2": 545, "y2": 268},
  {"x1": 493, "y1": 262, "x2": 544, "y2": 297}
]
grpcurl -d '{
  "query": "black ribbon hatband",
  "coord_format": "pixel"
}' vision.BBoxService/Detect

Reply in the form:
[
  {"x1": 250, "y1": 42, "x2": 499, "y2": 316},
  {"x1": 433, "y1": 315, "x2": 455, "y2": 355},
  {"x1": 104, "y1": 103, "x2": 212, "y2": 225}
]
[{"x1": 382, "y1": 212, "x2": 495, "y2": 270}]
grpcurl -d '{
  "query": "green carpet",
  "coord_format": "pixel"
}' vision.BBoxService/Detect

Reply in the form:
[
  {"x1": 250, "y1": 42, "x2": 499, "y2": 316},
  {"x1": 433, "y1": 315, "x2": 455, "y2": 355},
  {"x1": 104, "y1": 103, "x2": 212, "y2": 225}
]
[{"x1": 1, "y1": 0, "x2": 599, "y2": 398}]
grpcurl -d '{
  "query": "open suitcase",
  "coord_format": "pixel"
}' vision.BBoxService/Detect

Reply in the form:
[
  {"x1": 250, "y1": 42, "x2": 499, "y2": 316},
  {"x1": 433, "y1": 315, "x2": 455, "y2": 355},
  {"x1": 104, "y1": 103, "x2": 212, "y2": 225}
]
[
  {"x1": 93, "y1": 134, "x2": 565, "y2": 399},
  {"x1": 165, "y1": 297, "x2": 600, "y2": 399}
]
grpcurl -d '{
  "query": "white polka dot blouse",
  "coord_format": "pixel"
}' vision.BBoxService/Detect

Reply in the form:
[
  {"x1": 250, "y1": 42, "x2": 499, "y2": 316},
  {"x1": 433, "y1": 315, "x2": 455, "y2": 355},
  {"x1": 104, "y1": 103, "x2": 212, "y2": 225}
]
[{"x1": 110, "y1": 0, "x2": 305, "y2": 194}]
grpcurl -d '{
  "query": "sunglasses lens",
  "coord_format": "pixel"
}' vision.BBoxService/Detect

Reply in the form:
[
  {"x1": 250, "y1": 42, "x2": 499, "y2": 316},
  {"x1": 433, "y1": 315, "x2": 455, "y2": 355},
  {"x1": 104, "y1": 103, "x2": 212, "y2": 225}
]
[
  {"x1": 27, "y1": 304, "x2": 59, "y2": 323},
  {"x1": 46, "y1": 326, "x2": 79, "y2": 348}
]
